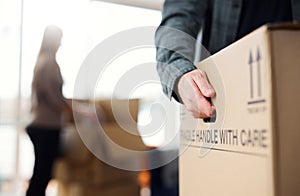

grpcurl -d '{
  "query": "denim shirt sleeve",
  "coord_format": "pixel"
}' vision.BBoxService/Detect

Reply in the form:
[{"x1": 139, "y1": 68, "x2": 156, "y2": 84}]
[{"x1": 155, "y1": 0, "x2": 209, "y2": 100}]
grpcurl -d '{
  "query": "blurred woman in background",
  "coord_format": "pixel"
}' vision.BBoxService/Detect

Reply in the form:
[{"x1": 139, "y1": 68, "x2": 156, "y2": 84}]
[{"x1": 26, "y1": 25, "x2": 71, "y2": 196}]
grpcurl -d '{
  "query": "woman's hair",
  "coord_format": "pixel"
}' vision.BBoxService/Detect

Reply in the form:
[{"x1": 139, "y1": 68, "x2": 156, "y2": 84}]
[{"x1": 39, "y1": 25, "x2": 63, "y2": 54}]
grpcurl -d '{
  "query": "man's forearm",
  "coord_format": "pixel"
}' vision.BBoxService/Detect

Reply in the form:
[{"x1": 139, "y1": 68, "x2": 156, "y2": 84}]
[{"x1": 155, "y1": 0, "x2": 208, "y2": 100}]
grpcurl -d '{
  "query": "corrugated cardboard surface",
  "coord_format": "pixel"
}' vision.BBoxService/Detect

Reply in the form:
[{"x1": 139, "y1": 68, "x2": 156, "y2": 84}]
[
  {"x1": 269, "y1": 27, "x2": 300, "y2": 195},
  {"x1": 180, "y1": 23, "x2": 300, "y2": 196}
]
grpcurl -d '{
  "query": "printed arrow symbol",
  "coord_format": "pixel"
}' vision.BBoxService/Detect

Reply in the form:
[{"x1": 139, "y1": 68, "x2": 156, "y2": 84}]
[
  {"x1": 256, "y1": 47, "x2": 262, "y2": 97},
  {"x1": 248, "y1": 50, "x2": 254, "y2": 98}
]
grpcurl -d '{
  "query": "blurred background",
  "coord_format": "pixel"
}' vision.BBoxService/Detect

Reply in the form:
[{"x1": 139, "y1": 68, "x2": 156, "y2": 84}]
[{"x1": 0, "y1": 0, "x2": 182, "y2": 195}]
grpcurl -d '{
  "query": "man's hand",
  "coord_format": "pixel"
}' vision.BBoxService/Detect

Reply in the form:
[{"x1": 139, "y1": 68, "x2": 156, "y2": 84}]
[{"x1": 177, "y1": 69, "x2": 216, "y2": 118}]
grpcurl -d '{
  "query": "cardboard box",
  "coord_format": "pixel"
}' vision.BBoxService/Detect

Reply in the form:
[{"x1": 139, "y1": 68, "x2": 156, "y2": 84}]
[
  {"x1": 180, "y1": 23, "x2": 300, "y2": 196},
  {"x1": 54, "y1": 99, "x2": 146, "y2": 196}
]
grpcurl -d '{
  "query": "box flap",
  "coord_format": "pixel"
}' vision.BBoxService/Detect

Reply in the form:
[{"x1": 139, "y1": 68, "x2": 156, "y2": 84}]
[{"x1": 265, "y1": 22, "x2": 300, "y2": 31}]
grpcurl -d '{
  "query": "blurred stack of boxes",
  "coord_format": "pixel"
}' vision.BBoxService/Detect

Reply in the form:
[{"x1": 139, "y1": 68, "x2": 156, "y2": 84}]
[{"x1": 53, "y1": 99, "x2": 148, "y2": 196}]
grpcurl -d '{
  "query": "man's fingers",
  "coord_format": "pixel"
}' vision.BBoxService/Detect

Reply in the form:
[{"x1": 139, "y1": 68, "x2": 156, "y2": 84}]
[
  {"x1": 194, "y1": 69, "x2": 216, "y2": 98},
  {"x1": 177, "y1": 69, "x2": 216, "y2": 119},
  {"x1": 190, "y1": 81, "x2": 215, "y2": 118},
  {"x1": 186, "y1": 97, "x2": 215, "y2": 118}
]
